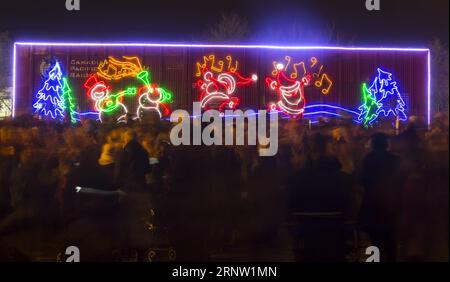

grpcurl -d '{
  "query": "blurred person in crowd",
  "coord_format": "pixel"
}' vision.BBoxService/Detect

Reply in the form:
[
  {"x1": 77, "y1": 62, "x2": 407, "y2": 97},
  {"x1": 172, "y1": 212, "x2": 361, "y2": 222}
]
[
  {"x1": 288, "y1": 133, "x2": 350, "y2": 261},
  {"x1": 289, "y1": 133, "x2": 350, "y2": 212},
  {"x1": 141, "y1": 132, "x2": 158, "y2": 158},
  {"x1": 0, "y1": 144, "x2": 58, "y2": 236},
  {"x1": 396, "y1": 116, "x2": 448, "y2": 261},
  {"x1": 74, "y1": 130, "x2": 102, "y2": 189},
  {"x1": 359, "y1": 133, "x2": 400, "y2": 262},
  {"x1": 330, "y1": 127, "x2": 355, "y2": 174},
  {"x1": 0, "y1": 127, "x2": 16, "y2": 216},
  {"x1": 116, "y1": 129, "x2": 152, "y2": 261},
  {"x1": 116, "y1": 129, "x2": 150, "y2": 191},
  {"x1": 98, "y1": 129, "x2": 123, "y2": 190},
  {"x1": 0, "y1": 113, "x2": 447, "y2": 262}
]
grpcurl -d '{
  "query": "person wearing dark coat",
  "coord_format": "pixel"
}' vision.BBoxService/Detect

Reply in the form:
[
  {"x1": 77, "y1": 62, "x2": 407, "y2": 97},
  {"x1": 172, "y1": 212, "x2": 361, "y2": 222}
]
[
  {"x1": 288, "y1": 133, "x2": 351, "y2": 261},
  {"x1": 116, "y1": 129, "x2": 152, "y2": 261},
  {"x1": 116, "y1": 130, "x2": 150, "y2": 192},
  {"x1": 359, "y1": 133, "x2": 400, "y2": 262}
]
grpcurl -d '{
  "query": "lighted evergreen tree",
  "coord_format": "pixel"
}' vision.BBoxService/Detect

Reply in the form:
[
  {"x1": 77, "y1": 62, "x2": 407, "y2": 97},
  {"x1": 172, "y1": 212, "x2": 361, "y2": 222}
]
[
  {"x1": 357, "y1": 82, "x2": 380, "y2": 126},
  {"x1": 61, "y1": 77, "x2": 78, "y2": 124},
  {"x1": 33, "y1": 62, "x2": 65, "y2": 120},
  {"x1": 374, "y1": 69, "x2": 407, "y2": 121},
  {"x1": 358, "y1": 68, "x2": 407, "y2": 126}
]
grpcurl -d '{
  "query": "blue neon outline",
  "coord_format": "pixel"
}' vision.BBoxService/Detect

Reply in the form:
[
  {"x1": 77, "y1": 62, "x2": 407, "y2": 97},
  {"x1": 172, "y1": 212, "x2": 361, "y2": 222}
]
[
  {"x1": 32, "y1": 62, "x2": 66, "y2": 120},
  {"x1": 305, "y1": 104, "x2": 360, "y2": 116},
  {"x1": 358, "y1": 67, "x2": 408, "y2": 125},
  {"x1": 12, "y1": 43, "x2": 429, "y2": 126}
]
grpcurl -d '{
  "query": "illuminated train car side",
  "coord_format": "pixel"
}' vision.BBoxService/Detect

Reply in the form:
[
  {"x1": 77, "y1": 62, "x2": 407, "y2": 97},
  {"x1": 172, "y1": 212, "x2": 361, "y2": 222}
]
[{"x1": 13, "y1": 43, "x2": 430, "y2": 126}]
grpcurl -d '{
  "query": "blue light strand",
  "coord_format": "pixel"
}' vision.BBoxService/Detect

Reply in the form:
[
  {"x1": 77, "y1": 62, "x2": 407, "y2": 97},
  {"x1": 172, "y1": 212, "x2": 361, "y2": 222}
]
[
  {"x1": 358, "y1": 67, "x2": 408, "y2": 125},
  {"x1": 32, "y1": 62, "x2": 66, "y2": 120}
]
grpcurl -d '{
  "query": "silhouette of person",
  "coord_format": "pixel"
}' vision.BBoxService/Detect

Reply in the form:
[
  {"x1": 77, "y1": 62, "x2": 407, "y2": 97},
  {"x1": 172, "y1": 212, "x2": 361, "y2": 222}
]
[
  {"x1": 360, "y1": 133, "x2": 400, "y2": 262},
  {"x1": 116, "y1": 129, "x2": 151, "y2": 261},
  {"x1": 288, "y1": 133, "x2": 350, "y2": 261}
]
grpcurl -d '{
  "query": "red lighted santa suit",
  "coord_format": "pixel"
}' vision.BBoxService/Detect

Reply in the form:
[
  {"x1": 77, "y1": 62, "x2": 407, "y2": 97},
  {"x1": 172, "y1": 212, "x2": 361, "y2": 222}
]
[
  {"x1": 266, "y1": 70, "x2": 312, "y2": 118},
  {"x1": 198, "y1": 69, "x2": 256, "y2": 112}
]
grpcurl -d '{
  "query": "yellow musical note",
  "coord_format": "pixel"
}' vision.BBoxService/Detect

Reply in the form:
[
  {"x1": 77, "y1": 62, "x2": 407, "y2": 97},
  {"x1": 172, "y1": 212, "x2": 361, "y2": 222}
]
[
  {"x1": 310, "y1": 57, "x2": 318, "y2": 68},
  {"x1": 226, "y1": 55, "x2": 238, "y2": 72},
  {"x1": 98, "y1": 64, "x2": 117, "y2": 80},
  {"x1": 226, "y1": 56, "x2": 232, "y2": 69},
  {"x1": 195, "y1": 62, "x2": 205, "y2": 77},
  {"x1": 212, "y1": 60, "x2": 224, "y2": 72},
  {"x1": 314, "y1": 73, "x2": 333, "y2": 95},
  {"x1": 109, "y1": 56, "x2": 143, "y2": 72},
  {"x1": 97, "y1": 56, "x2": 143, "y2": 80},
  {"x1": 291, "y1": 61, "x2": 306, "y2": 79},
  {"x1": 209, "y1": 55, "x2": 224, "y2": 73},
  {"x1": 272, "y1": 61, "x2": 279, "y2": 76},
  {"x1": 196, "y1": 54, "x2": 239, "y2": 76},
  {"x1": 195, "y1": 55, "x2": 210, "y2": 77},
  {"x1": 284, "y1": 56, "x2": 292, "y2": 72},
  {"x1": 98, "y1": 59, "x2": 108, "y2": 70},
  {"x1": 312, "y1": 65, "x2": 323, "y2": 78}
]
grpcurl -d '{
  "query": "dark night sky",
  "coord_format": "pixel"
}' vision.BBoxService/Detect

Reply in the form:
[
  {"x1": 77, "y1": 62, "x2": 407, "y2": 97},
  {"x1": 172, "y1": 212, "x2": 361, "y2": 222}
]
[{"x1": 0, "y1": 0, "x2": 448, "y2": 46}]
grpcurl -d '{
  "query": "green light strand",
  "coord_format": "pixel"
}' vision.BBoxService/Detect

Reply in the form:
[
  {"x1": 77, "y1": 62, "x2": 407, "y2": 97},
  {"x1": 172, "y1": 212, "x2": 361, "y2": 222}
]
[
  {"x1": 62, "y1": 77, "x2": 78, "y2": 124},
  {"x1": 137, "y1": 70, "x2": 173, "y2": 104},
  {"x1": 100, "y1": 87, "x2": 137, "y2": 114},
  {"x1": 360, "y1": 82, "x2": 380, "y2": 127}
]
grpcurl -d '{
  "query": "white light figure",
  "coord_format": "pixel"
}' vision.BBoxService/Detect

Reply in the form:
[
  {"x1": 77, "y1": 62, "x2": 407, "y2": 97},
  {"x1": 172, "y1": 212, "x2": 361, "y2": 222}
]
[
  {"x1": 135, "y1": 71, "x2": 172, "y2": 119},
  {"x1": 83, "y1": 75, "x2": 135, "y2": 123},
  {"x1": 198, "y1": 69, "x2": 257, "y2": 112},
  {"x1": 266, "y1": 68, "x2": 312, "y2": 117}
]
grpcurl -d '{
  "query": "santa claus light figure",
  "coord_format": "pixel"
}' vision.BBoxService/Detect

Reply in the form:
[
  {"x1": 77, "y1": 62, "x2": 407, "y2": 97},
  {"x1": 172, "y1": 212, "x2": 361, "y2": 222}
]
[
  {"x1": 266, "y1": 63, "x2": 312, "y2": 118},
  {"x1": 197, "y1": 67, "x2": 258, "y2": 112}
]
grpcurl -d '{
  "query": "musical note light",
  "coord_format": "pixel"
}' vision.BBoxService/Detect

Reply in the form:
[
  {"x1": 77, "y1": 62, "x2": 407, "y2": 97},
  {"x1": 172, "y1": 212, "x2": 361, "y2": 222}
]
[
  {"x1": 195, "y1": 54, "x2": 240, "y2": 77},
  {"x1": 314, "y1": 73, "x2": 333, "y2": 95},
  {"x1": 97, "y1": 56, "x2": 144, "y2": 81},
  {"x1": 271, "y1": 56, "x2": 333, "y2": 95}
]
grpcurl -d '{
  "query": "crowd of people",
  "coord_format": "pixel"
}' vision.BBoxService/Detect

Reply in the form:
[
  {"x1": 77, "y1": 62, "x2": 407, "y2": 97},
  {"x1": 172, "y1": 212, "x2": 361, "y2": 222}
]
[{"x1": 0, "y1": 113, "x2": 448, "y2": 262}]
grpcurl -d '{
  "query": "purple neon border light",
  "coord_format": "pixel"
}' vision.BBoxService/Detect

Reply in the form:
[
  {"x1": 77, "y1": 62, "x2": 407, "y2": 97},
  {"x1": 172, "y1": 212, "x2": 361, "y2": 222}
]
[
  {"x1": 14, "y1": 42, "x2": 430, "y2": 51},
  {"x1": 428, "y1": 50, "x2": 431, "y2": 127},
  {"x1": 12, "y1": 42, "x2": 431, "y2": 125},
  {"x1": 12, "y1": 43, "x2": 16, "y2": 118}
]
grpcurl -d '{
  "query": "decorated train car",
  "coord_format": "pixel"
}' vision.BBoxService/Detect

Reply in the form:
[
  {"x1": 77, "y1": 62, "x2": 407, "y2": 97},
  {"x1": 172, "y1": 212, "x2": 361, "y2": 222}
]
[{"x1": 13, "y1": 42, "x2": 430, "y2": 126}]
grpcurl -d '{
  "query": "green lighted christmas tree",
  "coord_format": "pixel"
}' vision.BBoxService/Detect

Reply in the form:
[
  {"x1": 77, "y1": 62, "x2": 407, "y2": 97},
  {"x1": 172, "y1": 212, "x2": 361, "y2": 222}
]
[
  {"x1": 61, "y1": 77, "x2": 78, "y2": 124},
  {"x1": 357, "y1": 82, "x2": 380, "y2": 127}
]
